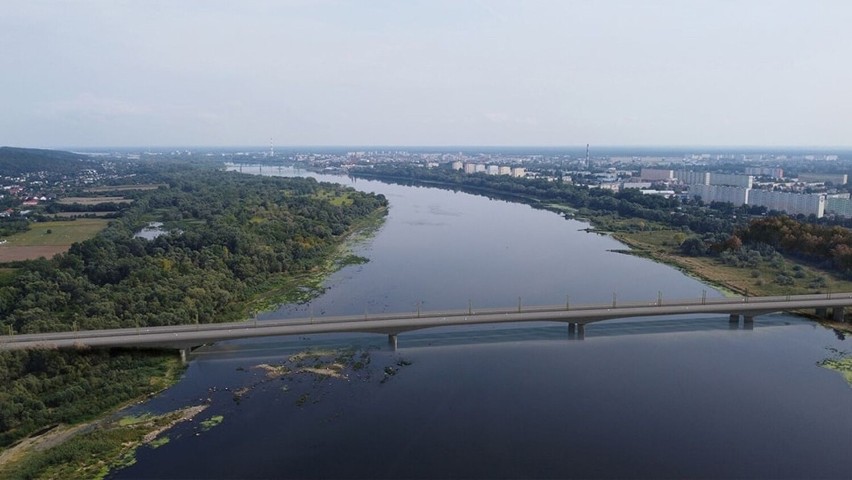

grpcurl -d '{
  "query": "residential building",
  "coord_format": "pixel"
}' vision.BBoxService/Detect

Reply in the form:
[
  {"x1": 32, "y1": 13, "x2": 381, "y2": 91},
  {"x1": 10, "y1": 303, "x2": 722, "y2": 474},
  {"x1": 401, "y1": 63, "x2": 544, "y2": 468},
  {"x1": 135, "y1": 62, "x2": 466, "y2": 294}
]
[{"x1": 748, "y1": 190, "x2": 825, "y2": 217}]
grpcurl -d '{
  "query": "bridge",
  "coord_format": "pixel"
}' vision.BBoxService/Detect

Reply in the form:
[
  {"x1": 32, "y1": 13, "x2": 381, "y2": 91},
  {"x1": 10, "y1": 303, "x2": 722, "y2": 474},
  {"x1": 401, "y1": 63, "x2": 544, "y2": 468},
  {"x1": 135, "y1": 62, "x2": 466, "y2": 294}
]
[{"x1": 1, "y1": 292, "x2": 850, "y2": 361}]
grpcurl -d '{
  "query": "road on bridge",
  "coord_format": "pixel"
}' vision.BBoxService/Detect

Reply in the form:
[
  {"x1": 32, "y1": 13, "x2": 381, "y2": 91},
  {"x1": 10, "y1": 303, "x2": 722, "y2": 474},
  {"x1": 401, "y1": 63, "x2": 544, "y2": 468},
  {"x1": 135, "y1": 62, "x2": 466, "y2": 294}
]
[{"x1": 1, "y1": 292, "x2": 850, "y2": 352}]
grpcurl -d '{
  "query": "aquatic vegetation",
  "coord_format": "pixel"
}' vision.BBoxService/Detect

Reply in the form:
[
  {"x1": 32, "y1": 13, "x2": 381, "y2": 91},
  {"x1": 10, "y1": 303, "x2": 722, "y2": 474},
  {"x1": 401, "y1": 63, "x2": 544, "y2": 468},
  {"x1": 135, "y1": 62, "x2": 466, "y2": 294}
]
[
  {"x1": 819, "y1": 350, "x2": 852, "y2": 387},
  {"x1": 199, "y1": 415, "x2": 224, "y2": 432}
]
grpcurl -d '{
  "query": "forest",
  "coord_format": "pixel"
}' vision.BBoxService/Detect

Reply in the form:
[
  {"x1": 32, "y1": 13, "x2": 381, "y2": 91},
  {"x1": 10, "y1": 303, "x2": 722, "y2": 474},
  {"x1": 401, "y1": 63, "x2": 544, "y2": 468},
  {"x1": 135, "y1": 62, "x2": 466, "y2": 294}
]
[{"x1": 0, "y1": 164, "x2": 387, "y2": 448}]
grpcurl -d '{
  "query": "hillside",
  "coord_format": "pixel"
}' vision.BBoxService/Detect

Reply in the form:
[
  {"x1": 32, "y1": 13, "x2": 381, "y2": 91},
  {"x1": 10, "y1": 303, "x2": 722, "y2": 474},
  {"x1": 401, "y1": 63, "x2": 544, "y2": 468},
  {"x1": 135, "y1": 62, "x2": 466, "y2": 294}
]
[{"x1": 0, "y1": 147, "x2": 99, "y2": 176}]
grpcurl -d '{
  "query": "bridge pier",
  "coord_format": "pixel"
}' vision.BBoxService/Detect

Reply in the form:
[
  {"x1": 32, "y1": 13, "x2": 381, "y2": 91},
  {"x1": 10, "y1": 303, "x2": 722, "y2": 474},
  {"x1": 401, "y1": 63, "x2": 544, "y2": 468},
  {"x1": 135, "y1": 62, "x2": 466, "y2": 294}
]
[
  {"x1": 729, "y1": 314, "x2": 740, "y2": 324},
  {"x1": 388, "y1": 334, "x2": 398, "y2": 351},
  {"x1": 568, "y1": 323, "x2": 576, "y2": 339},
  {"x1": 577, "y1": 324, "x2": 585, "y2": 340},
  {"x1": 816, "y1": 307, "x2": 828, "y2": 318},
  {"x1": 833, "y1": 307, "x2": 845, "y2": 322},
  {"x1": 179, "y1": 347, "x2": 191, "y2": 365}
]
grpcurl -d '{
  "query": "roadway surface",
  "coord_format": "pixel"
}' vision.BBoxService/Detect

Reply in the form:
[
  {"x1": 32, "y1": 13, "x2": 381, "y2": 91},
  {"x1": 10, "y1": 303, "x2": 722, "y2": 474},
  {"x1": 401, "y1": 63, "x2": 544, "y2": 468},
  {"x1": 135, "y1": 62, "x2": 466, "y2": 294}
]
[{"x1": 1, "y1": 292, "x2": 850, "y2": 351}]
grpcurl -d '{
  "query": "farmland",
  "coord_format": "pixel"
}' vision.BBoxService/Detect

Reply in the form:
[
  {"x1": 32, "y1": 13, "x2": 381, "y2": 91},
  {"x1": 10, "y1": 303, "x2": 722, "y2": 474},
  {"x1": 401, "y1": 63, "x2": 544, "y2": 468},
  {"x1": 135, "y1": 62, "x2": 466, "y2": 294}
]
[
  {"x1": 0, "y1": 219, "x2": 109, "y2": 261},
  {"x1": 58, "y1": 196, "x2": 132, "y2": 205}
]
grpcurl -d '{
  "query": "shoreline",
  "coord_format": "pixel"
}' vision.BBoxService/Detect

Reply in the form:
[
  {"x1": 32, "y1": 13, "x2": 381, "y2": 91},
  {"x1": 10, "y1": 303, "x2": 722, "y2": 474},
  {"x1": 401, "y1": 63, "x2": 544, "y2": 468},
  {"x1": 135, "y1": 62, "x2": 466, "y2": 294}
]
[
  {"x1": 353, "y1": 172, "x2": 851, "y2": 328},
  {"x1": 0, "y1": 207, "x2": 389, "y2": 476}
]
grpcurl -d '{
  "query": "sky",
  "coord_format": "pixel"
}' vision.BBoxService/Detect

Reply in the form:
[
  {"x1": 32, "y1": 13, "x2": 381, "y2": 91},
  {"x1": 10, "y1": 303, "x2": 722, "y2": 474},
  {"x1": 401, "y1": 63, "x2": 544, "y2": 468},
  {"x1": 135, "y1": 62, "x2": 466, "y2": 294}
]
[{"x1": 2, "y1": 0, "x2": 851, "y2": 148}]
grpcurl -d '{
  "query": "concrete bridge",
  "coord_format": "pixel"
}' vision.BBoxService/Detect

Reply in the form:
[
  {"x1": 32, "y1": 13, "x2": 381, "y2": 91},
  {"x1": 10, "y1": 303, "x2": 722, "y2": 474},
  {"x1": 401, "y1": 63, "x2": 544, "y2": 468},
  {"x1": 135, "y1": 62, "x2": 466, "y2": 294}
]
[{"x1": 1, "y1": 292, "x2": 850, "y2": 361}]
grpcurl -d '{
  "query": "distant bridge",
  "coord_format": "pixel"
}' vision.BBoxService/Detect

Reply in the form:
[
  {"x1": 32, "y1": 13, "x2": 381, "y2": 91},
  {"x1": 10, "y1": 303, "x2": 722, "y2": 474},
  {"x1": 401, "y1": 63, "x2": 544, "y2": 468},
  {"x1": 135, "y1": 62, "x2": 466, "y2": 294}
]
[{"x1": 1, "y1": 292, "x2": 849, "y2": 361}]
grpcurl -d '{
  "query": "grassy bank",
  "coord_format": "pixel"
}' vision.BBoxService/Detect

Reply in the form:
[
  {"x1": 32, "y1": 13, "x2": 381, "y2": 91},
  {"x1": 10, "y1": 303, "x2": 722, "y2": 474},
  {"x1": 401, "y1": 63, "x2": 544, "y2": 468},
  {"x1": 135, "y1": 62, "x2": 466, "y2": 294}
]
[
  {"x1": 241, "y1": 206, "x2": 386, "y2": 317},
  {"x1": 0, "y1": 405, "x2": 209, "y2": 480},
  {"x1": 0, "y1": 352, "x2": 185, "y2": 475},
  {"x1": 0, "y1": 207, "x2": 387, "y2": 476},
  {"x1": 603, "y1": 220, "x2": 852, "y2": 333},
  {"x1": 609, "y1": 225, "x2": 852, "y2": 297}
]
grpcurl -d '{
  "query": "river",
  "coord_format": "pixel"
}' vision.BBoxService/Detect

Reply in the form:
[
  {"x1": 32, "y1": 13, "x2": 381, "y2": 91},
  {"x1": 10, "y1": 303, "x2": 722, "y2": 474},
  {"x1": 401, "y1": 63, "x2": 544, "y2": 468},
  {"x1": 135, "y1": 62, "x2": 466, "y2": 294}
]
[{"x1": 112, "y1": 165, "x2": 852, "y2": 479}]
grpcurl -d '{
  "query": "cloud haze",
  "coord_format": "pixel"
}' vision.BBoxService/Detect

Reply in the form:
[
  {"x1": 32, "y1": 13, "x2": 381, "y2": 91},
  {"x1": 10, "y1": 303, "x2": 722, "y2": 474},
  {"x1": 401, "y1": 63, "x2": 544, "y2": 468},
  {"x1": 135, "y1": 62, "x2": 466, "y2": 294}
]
[{"x1": 2, "y1": 0, "x2": 851, "y2": 148}]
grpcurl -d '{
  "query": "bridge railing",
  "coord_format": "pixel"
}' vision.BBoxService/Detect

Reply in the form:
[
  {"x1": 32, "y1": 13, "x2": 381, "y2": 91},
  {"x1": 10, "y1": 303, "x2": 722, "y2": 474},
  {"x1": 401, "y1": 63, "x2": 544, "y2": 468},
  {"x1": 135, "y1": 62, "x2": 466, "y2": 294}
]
[{"x1": 2, "y1": 292, "x2": 850, "y2": 345}]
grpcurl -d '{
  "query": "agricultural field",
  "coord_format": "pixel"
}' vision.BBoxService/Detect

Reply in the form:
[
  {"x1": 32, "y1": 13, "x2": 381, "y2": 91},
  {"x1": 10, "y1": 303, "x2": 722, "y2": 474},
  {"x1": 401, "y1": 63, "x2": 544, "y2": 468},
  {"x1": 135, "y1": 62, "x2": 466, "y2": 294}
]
[
  {"x1": 0, "y1": 219, "x2": 109, "y2": 261},
  {"x1": 85, "y1": 184, "x2": 165, "y2": 193},
  {"x1": 58, "y1": 196, "x2": 132, "y2": 205},
  {"x1": 53, "y1": 212, "x2": 114, "y2": 218},
  {"x1": 312, "y1": 189, "x2": 354, "y2": 206}
]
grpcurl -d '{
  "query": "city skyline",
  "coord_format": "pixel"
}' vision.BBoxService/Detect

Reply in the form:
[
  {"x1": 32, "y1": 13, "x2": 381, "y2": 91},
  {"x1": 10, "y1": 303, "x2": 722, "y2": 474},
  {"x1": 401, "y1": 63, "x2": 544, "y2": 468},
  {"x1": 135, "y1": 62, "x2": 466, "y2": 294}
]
[{"x1": 3, "y1": 0, "x2": 852, "y2": 148}]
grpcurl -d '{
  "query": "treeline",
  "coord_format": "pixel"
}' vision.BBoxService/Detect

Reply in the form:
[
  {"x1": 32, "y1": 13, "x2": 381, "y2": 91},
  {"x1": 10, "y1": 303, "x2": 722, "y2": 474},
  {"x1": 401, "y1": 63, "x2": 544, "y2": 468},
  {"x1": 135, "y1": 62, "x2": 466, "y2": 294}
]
[
  {"x1": 0, "y1": 165, "x2": 387, "y2": 448},
  {"x1": 1, "y1": 168, "x2": 387, "y2": 333},
  {"x1": 0, "y1": 349, "x2": 177, "y2": 449},
  {"x1": 0, "y1": 147, "x2": 98, "y2": 176},
  {"x1": 735, "y1": 216, "x2": 852, "y2": 277}
]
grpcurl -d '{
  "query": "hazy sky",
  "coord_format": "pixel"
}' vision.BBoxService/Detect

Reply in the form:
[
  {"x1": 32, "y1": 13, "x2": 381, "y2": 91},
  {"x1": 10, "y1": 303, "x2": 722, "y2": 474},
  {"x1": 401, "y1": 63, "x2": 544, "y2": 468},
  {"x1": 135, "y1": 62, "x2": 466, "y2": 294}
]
[{"x1": 2, "y1": 0, "x2": 851, "y2": 148}]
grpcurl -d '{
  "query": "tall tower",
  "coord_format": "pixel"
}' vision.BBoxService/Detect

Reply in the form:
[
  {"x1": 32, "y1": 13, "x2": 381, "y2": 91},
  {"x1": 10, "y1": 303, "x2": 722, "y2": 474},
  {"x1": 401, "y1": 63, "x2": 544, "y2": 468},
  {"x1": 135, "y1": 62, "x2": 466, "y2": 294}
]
[
  {"x1": 269, "y1": 138, "x2": 274, "y2": 158},
  {"x1": 585, "y1": 144, "x2": 590, "y2": 169}
]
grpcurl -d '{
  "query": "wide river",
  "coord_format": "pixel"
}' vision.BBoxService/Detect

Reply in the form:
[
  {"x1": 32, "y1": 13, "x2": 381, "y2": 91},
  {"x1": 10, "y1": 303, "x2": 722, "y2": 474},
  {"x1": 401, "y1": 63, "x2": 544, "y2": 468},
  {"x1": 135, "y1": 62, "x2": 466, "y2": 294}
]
[{"x1": 113, "y1": 166, "x2": 852, "y2": 479}]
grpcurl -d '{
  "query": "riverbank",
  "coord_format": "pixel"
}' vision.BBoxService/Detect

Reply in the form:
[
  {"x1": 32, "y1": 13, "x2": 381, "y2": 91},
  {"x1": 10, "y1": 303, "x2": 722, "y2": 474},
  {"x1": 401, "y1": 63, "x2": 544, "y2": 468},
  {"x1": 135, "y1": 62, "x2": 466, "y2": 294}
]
[
  {"x1": 353, "y1": 171, "x2": 852, "y2": 324},
  {"x1": 609, "y1": 226, "x2": 852, "y2": 332},
  {"x1": 0, "y1": 355, "x2": 186, "y2": 478},
  {"x1": 0, "y1": 207, "x2": 388, "y2": 478},
  {"x1": 0, "y1": 404, "x2": 210, "y2": 480},
  {"x1": 241, "y1": 206, "x2": 387, "y2": 317}
]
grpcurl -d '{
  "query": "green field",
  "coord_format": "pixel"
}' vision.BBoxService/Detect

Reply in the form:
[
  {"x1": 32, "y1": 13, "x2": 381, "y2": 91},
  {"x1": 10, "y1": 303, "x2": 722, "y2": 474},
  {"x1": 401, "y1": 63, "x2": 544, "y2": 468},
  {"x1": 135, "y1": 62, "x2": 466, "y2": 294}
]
[
  {"x1": 84, "y1": 184, "x2": 166, "y2": 193},
  {"x1": 312, "y1": 190, "x2": 354, "y2": 206},
  {"x1": 612, "y1": 226, "x2": 852, "y2": 297},
  {"x1": 58, "y1": 197, "x2": 132, "y2": 205},
  {"x1": 2, "y1": 219, "x2": 109, "y2": 246}
]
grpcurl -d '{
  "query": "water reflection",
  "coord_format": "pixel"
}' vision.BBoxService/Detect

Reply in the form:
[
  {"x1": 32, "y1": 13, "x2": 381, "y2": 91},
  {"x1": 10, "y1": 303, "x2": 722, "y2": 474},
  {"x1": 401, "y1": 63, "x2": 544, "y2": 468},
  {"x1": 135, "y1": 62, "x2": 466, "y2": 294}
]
[{"x1": 112, "y1": 166, "x2": 852, "y2": 480}]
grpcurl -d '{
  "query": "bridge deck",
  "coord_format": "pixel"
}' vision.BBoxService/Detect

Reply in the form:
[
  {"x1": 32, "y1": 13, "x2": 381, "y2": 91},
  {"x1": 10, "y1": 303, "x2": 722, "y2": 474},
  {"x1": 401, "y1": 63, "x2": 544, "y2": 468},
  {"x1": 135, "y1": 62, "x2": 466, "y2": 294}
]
[{"x1": 1, "y1": 293, "x2": 849, "y2": 351}]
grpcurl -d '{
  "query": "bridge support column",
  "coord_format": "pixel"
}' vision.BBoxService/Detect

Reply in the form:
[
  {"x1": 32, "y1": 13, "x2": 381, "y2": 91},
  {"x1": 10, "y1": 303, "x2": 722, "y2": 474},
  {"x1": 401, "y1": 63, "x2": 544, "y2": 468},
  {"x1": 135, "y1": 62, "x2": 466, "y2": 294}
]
[
  {"x1": 743, "y1": 315, "x2": 754, "y2": 330},
  {"x1": 179, "y1": 348, "x2": 191, "y2": 365},
  {"x1": 568, "y1": 323, "x2": 576, "y2": 339},
  {"x1": 388, "y1": 334, "x2": 398, "y2": 352},
  {"x1": 729, "y1": 314, "x2": 740, "y2": 325},
  {"x1": 833, "y1": 307, "x2": 845, "y2": 322},
  {"x1": 577, "y1": 324, "x2": 585, "y2": 340},
  {"x1": 816, "y1": 307, "x2": 828, "y2": 318}
]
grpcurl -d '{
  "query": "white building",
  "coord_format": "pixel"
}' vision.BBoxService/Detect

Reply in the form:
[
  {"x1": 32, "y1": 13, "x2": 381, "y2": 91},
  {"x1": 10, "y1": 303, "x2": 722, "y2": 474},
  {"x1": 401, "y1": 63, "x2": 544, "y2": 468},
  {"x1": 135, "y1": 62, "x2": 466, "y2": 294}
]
[
  {"x1": 464, "y1": 163, "x2": 476, "y2": 174},
  {"x1": 486, "y1": 165, "x2": 499, "y2": 175},
  {"x1": 640, "y1": 168, "x2": 674, "y2": 181},
  {"x1": 797, "y1": 173, "x2": 848, "y2": 185},
  {"x1": 498, "y1": 166, "x2": 511, "y2": 175},
  {"x1": 450, "y1": 161, "x2": 463, "y2": 171},
  {"x1": 690, "y1": 184, "x2": 749, "y2": 206},
  {"x1": 745, "y1": 167, "x2": 784, "y2": 179},
  {"x1": 709, "y1": 173, "x2": 753, "y2": 188},
  {"x1": 475, "y1": 164, "x2": 486, "y2": 173},
  {"x1": 748, "y1": 190, "x2": 825, "y2": 217},
  {"x1": 826, "y1": 195, "x2": 852, "y2": 217},
  {"x1": 675, "y1": 170, "x2": 710, "y2": 185},
  {"x1": 622, "y1": 182, "x2": 653, "y2": 190},
  {"x1": 511, "y1": 167, "x2": 526, "y2": 178}
]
